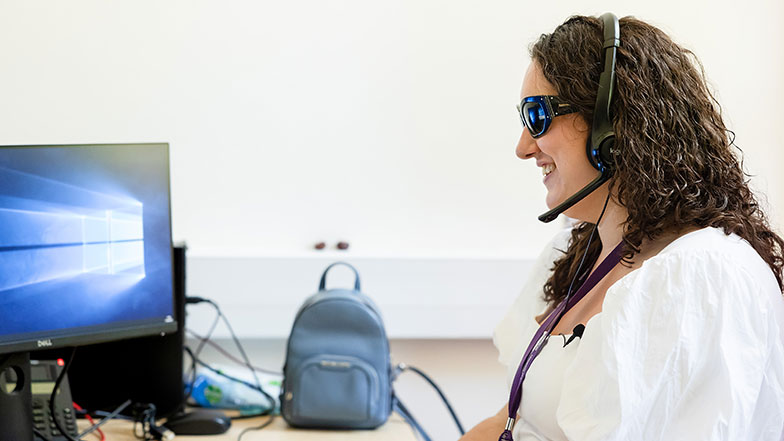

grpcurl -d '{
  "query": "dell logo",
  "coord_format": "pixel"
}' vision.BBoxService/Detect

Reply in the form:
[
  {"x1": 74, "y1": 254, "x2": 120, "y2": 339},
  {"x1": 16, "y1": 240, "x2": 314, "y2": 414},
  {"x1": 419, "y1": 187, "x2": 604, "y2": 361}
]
[{"x1": 37, "y1": 339, "x2": 53, "y2": 348}]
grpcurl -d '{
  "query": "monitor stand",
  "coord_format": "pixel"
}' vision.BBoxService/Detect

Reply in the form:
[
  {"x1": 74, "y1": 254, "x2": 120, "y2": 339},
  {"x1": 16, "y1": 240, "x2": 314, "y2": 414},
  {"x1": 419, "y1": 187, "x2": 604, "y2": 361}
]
[{"x1": 0, "y1": 351, "x2": 34, "y2": 441}]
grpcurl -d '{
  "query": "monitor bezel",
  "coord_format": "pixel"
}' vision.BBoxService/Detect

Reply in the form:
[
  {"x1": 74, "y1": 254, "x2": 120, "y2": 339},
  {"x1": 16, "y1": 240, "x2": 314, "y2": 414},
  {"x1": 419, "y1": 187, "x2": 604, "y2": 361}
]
[{"x1": 0, "y1": 142, "x2": 178, "y2": 355}]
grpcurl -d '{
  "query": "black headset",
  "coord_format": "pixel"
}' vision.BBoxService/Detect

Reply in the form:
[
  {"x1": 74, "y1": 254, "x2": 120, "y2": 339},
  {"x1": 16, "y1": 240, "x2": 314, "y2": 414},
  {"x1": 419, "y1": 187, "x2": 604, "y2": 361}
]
[{"x1": 538, "y1": 13, "x2": 620, "y2": 223}]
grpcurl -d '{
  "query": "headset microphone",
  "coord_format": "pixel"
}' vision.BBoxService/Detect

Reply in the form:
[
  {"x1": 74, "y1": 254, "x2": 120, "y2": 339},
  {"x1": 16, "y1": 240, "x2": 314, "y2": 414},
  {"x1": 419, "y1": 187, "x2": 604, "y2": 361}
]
[
  {"x1": 538, "y1": 172, "x2": 610, "y2": 223},
  {"x1": 538, "y1": 13, "x2": 620, "y2": 223}
]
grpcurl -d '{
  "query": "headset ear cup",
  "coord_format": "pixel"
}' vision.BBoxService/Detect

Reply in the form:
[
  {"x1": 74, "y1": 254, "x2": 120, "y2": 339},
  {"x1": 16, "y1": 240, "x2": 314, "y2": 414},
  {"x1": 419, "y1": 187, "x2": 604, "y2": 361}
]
[
  {"x1": 600, "y1": 134, "x2": 615, "y2": 170},
  {"x1": 586, "y1": 132, "x2": 615, "y2": 172}
]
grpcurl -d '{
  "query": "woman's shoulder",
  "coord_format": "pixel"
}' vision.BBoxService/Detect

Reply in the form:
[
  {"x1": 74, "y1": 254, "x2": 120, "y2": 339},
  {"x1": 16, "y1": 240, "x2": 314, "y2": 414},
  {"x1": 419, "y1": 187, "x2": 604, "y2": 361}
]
[
  {"x1": 659, "y1": 226, "x2": 762, "y2": 258},
  {"x1": 559, "y1": 226, "x2": 784, "y2": 441},
  {"x1": 604, "y1": 227, "x2": 783, "y2": 327},
  {"x1": 627, "y1": 226, "x2": 778, "y2": 293}
]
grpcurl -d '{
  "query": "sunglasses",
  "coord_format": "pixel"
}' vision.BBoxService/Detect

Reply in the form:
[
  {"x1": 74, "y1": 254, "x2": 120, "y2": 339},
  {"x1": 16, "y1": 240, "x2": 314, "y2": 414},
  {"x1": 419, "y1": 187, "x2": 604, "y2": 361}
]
[{"x1": 516, "y1": 95, "x2": 577, "y2": 138}]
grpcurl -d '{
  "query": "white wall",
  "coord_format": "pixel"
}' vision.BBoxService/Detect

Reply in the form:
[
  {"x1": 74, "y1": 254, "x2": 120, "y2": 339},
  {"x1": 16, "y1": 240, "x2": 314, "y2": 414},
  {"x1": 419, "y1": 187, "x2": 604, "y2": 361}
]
[
  {"x1": 1, "y1": 1, "x2": 782, "y2": 336},
  {"x1": 185, "y1": 255, "x2": 536, "y2": 338}
]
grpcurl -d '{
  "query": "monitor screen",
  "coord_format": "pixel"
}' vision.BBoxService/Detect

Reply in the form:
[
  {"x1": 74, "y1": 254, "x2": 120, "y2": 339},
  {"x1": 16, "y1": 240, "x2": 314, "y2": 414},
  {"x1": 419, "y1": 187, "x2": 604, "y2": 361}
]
[{"x1": 0, "y1": 143, "x2": 176, "y2": 354}]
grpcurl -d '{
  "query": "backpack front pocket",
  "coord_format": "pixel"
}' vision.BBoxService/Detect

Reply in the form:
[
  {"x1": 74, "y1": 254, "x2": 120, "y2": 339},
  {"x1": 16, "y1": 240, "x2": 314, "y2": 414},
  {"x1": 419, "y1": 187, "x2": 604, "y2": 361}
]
[{"x1": 287, "y1": 354, "x2": 379, "y2": 426}]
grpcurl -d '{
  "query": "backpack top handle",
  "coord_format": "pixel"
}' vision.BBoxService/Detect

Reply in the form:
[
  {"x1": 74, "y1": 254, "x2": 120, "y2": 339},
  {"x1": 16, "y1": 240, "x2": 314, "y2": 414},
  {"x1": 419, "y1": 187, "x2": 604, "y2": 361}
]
[{"x1": 319, "y1": 262, "x2": 361, "y2": 292}]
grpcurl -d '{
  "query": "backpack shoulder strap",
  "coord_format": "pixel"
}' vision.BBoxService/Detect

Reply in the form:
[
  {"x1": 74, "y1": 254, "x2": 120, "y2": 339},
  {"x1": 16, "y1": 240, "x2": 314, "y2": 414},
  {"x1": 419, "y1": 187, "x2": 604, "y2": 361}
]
[{"x1": 393, "y1": 395, "x2": 431, "y2": 441}]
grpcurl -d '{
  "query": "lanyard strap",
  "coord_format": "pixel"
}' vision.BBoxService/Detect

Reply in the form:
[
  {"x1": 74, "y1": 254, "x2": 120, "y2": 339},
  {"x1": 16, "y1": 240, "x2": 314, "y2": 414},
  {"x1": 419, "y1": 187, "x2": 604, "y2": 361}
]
[{"x1": 499, "y1": 241, "x2": 624, "y2": 441}]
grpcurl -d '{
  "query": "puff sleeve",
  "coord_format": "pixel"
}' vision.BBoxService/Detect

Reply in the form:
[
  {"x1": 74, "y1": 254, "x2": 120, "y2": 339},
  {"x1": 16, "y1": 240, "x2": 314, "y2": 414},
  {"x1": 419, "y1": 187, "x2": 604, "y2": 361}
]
[
  {"x1": 555, "y1": 248, "x2": 784, "y2": 441},
  {"x1": 494, "y1": 228, "x2": 572, "y2": 382}
]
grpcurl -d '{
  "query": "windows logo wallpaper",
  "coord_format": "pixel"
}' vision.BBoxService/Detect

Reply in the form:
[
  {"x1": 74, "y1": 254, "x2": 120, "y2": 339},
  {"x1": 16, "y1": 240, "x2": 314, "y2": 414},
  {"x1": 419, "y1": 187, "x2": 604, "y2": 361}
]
[{"x1": 0, "y1": 145, "x2": 174, "y2": 341}]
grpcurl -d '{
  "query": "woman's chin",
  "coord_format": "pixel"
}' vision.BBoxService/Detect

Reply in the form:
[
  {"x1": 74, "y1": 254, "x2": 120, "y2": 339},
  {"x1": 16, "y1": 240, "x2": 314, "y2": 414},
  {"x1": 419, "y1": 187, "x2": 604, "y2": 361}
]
[
  {"x1": 552, "y1": 194, "x2": 598, "y2": 223},
  {"x1": 545, "y1": 193, "x2": 583, "y2": 221},
  {"x1": 545, "y1": 192, "x2": 561, "y2": 211}
]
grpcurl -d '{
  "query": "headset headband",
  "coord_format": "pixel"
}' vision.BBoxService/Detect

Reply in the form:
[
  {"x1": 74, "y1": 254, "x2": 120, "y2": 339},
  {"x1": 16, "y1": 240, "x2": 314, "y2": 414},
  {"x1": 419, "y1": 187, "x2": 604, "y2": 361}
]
[
  {"x1": 538, "y1": 12, "x2": 620, "y2": 223},
  {"x1": 589, "y1": 12, "x2": 620, "y2": 172}
]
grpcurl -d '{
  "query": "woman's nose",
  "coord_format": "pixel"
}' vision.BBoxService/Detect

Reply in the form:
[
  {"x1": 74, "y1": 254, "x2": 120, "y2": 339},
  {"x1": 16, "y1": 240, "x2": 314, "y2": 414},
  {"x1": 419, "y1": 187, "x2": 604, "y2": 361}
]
[{"x1": 516, "y1": 129, "x2": 540, "y2": 160}]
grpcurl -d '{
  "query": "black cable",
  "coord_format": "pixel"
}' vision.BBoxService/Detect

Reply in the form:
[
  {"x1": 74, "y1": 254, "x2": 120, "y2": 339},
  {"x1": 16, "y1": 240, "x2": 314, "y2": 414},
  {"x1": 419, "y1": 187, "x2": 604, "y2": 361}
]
[
  {"x1": 185, "y1": 301, "x2": 222, "y2": 395},
  {"x1": 393, "y1": 397, "x2": 431, "y2": 441},
  {"x1": 89, "y1": 410, "x2": 135, "y2": 421},
  {"x1": 237, "y1": 414, "x2": 276, "y2": 441},
  {"x1": 230, "y1": 410, "x2": 273, "y2": 420},
  {"x1": 399, "y1": 364, "x2": 465, "y2": 435},
  {"x1": 186, "y1": 329, "x2": 281, "y2": 375},
  {"x1": 540, "y1": 191, "x2": 612, "y2": 350},
  {"x1": 162, "y1": 295, "x2": 241, "y2": 421},
  {"x1": 190, "y1": 354, "x2": 263, "y2": 393},
  {"x1": 564, "y1": 191, "x2": 612, "y2": 304},
  {"x1": 131, "y1": 403, "x2": 158, "y2": 440},
  {"x1": 185, "y1": 347, "x2": 275, "y2": 413},
  {"x1": 215, "y1": 303, "x2": 266, "y2": 398},
  {"x1": 193, "y1": 304, "x2": 222, "y2": 362},
  {"x1": 50, "y1": 347, "x2": 80, "y2": 441},
  {"x1": 187, "y1": 297, "x2": 276, "y2": 410},
  {"x1": 77, "y1": 399, "x2": 131, "y2": 439}
]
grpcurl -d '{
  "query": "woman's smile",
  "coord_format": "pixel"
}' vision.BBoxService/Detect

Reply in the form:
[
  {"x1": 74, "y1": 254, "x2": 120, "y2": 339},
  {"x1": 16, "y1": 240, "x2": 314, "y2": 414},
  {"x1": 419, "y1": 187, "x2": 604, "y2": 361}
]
[{"x1": 541, "y1": 163, "x2": 556, "y2": 184}]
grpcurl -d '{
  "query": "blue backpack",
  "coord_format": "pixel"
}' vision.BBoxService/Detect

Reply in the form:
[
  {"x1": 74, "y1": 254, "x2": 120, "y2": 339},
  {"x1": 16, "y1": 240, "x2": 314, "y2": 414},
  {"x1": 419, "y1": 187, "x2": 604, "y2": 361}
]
[{"x1": 280, "y1": 262, "x2": 392, "y2": 429}]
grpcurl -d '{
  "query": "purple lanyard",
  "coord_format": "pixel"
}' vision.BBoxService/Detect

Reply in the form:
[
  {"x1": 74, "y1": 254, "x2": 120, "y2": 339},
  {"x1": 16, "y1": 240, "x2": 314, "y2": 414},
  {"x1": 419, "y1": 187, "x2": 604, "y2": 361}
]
[{"x1": 498, "y1": 241, "x2": 624, "y2": 441}]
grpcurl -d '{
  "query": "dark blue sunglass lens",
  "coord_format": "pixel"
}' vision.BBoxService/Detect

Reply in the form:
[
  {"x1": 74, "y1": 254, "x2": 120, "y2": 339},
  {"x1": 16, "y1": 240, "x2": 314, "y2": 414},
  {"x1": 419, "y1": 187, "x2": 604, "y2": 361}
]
[{"x1": 523, "y1": 102, "x2": 547, "y2": 136}]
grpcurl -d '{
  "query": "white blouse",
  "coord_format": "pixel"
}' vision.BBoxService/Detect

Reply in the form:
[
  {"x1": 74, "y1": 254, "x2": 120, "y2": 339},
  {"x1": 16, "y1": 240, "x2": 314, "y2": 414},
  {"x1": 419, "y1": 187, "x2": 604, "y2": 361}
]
[{"x1": 494, "y1": 227, "x2": 784, "y2": 441}]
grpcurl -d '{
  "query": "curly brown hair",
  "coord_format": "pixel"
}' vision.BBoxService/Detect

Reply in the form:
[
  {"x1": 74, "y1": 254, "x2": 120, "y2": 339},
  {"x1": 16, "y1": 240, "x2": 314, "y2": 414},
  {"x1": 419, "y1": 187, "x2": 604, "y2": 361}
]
[{"x1": 532, "y1": 15, "x2": 784, "y2": 306}]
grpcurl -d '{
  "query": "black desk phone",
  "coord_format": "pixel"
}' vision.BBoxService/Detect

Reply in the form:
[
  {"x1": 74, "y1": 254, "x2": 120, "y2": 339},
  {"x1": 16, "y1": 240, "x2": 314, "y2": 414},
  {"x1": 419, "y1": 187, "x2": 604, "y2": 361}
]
[{"x1": 29, "y1": 360, "x2": 79, "y2": 441}]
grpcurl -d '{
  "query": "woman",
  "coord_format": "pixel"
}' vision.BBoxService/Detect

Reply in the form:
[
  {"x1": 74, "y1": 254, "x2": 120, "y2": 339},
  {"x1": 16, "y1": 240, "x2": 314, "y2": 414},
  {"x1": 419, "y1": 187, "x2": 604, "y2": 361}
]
[{"x1": 461, "y1": 15, "x2": 784, "y2": 441}]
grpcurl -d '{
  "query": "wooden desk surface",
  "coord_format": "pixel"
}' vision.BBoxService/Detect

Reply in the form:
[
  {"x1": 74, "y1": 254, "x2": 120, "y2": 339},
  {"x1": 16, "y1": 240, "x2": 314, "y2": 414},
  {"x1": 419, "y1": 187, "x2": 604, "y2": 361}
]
[{"x1": 79, "y1": 414, "x2": 416, "y2": 440}]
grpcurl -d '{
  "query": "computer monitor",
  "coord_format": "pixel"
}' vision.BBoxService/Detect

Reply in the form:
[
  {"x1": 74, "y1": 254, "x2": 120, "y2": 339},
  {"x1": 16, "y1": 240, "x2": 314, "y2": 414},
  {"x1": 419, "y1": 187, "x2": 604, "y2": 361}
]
[{"x1": 0, "y1": 143, "x2": 176, "y2": 440}]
